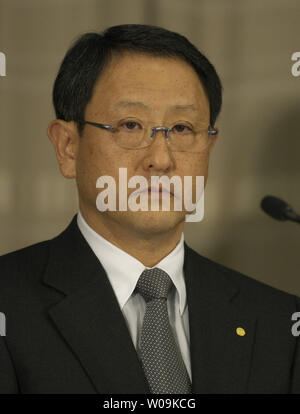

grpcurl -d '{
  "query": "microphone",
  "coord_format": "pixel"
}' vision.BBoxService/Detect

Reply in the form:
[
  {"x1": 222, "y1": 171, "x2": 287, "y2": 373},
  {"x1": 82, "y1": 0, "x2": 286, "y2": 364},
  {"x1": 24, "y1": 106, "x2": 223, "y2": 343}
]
[{"x1": 261, "y1": 195, "x2": 300, "y2": 224}]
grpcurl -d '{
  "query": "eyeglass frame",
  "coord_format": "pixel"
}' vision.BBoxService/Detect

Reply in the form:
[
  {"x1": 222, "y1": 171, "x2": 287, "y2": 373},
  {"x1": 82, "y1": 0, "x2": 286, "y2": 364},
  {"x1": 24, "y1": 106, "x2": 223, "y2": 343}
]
[{"x1": 79, "y1": 119, "x2": 218, "y2": 149}]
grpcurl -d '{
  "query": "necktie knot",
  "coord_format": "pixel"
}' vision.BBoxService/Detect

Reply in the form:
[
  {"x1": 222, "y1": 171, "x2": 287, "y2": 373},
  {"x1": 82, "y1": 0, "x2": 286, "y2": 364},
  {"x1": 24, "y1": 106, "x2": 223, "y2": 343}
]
[{"x1": 136, "y1": 268, "x2": 173, "y2": 303}]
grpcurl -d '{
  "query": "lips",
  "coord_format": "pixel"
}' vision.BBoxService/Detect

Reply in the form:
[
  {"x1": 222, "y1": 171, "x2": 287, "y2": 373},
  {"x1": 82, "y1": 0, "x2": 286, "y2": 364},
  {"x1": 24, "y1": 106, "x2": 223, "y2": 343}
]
[
  {"x1": 147, "y1": 186, "x2": 173, "y2": 196},
  {"x1": 134, "y1": 186, "x2": 172, "y2": 196}
]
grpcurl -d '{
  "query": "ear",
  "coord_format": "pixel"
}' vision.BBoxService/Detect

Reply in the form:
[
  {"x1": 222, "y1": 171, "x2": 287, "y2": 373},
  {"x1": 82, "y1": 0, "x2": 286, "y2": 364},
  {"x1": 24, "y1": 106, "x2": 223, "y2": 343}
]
[{"x1": 47, "y1": 120, "x2": 79, "y2": 179}]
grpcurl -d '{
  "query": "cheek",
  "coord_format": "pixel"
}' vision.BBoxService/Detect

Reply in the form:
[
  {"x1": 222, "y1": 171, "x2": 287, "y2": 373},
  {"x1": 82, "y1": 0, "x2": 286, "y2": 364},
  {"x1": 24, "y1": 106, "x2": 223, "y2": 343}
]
[
  {"x1": 178, "y1": 153, "x2": 210, "y2": 200},
  {"x1": 77, "y1": 139, "x2": 111, "y2": 178},
  {"x1": 75, "y1": 142, "x2": 105, "y2": 201},
  {"x1": 179, "y1": 150, "x2": 209, "y2": 176},
  {"x1": 76, "y1": 140, "x2": 136, "y2": 195}
]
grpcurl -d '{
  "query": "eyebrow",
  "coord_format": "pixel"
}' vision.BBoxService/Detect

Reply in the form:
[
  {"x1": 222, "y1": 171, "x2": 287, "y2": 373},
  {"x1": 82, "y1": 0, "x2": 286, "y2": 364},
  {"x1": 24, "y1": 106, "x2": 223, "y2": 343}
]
[{"x1": 113, "y1": 100, "x2": 198, "y2": 112}]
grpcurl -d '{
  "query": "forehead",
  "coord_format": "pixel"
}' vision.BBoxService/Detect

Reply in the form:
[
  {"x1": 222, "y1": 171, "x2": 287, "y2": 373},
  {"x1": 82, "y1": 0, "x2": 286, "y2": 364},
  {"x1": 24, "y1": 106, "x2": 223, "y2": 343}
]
[{"x1": 86, "y1": 52, "x2": 209, "y2": 119}]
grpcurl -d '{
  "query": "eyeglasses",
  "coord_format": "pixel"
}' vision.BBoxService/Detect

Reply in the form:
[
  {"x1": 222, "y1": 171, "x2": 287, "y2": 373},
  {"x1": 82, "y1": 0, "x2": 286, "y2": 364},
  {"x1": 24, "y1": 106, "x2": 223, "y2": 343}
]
[{"x1": 80, "y1": 117, "x2": 218, "y2": 152}]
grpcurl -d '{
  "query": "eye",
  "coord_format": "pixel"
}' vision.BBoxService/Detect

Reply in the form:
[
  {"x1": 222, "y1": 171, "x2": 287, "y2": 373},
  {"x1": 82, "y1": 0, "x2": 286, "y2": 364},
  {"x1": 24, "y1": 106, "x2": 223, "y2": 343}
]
[
  {"x1": 119, "y1": 120, "x2": 142, "y2": 131},
  {"x1": 172, "y1": 124, "x2": 193, "y2": 134}
]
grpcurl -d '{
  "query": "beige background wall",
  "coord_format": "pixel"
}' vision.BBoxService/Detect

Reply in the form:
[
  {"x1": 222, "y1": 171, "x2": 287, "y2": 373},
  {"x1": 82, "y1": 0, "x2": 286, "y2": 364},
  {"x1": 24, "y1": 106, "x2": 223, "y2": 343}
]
[{"x1": 0, "y1": 0, "x2": 299, "y2": 295}]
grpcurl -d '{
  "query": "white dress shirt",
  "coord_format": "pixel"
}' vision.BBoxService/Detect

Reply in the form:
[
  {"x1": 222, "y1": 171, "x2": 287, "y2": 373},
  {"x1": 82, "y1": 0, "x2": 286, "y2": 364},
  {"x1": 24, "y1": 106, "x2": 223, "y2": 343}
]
[{"x1": 77, "y1": 210, "x2": 192, "y2": 381}]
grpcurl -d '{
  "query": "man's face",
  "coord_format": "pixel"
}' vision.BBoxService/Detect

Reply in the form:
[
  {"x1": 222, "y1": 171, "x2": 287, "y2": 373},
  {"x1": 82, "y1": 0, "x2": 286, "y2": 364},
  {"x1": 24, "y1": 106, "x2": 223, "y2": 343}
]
[{"x1": 74, "y1": 52, "x2": 217, "y2": 237}]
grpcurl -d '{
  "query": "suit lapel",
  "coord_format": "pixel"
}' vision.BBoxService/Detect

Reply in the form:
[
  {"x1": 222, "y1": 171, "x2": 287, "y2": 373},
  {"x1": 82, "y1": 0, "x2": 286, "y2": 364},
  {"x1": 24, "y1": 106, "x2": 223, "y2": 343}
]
[
  {"x1": 43, "y1": 215, "x2": 150, "y2": 394},
  {"x1": 184, "y1": 244, "x2": 257, "y2": 393}
]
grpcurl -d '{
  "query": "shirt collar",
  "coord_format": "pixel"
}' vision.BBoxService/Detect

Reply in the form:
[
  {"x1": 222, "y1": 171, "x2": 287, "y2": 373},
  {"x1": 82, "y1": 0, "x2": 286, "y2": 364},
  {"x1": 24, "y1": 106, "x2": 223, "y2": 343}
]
[{"x1": 76, "y1": 210, "x2": 187, "y2": 316}]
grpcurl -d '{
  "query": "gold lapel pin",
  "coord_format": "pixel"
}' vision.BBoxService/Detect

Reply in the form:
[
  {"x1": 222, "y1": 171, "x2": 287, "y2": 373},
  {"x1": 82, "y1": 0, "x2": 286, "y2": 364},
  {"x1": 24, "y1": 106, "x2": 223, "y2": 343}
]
[{"x1": 236, "y1": 327, "x2": 246, "y2": 336}]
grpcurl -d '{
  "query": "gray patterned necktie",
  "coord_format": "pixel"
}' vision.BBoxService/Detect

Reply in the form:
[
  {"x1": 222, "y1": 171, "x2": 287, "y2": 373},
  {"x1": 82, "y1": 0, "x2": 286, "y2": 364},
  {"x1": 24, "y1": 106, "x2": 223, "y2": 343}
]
[{"x1": 135, "y1": 267, "x2": 192, "y2": 394}]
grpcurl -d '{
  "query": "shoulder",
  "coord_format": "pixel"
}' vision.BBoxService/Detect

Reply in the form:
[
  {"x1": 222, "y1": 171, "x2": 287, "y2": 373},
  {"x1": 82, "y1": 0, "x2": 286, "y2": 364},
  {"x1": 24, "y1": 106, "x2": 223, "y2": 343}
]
[
  {"x1": 0, "y1": 239, "x2": 49, "y2": 269},
  {"x1": 0, "y1": 215, "x2": 77, "y2": 284},
  {"x1": 0, "y1": 240, "x2": 50, "y2": 295},
  {"x1": 185, "y1": 243, "x2": 300, "y2": 314}
]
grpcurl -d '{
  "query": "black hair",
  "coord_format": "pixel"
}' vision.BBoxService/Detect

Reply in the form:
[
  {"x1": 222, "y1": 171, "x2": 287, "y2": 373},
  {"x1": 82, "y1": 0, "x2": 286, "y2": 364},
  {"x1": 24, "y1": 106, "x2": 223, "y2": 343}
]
[{"x1": 53, "y1": 24, "x2": 222, "y2": 136}]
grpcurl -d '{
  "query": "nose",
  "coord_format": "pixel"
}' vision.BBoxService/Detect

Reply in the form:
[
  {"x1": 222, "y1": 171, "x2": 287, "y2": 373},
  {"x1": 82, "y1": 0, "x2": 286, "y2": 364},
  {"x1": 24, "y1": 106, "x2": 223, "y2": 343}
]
[{"x1": 142, "y1": 128, "x2": 175, "y2": 173}]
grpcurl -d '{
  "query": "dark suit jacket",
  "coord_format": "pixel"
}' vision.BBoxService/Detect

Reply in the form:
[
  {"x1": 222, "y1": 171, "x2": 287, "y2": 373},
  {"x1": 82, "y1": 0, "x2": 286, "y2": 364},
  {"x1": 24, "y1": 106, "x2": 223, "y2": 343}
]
[{"x1": 0, "y1": 214, "x2": 299, "y2": 394}]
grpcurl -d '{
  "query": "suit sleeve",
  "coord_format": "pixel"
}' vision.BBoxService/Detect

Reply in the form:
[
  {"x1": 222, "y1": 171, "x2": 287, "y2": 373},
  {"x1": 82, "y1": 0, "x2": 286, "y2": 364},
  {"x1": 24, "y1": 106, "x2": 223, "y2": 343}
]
[
  {"x1": 291, "y1": 297, "x2": 300, "y2": 394},
  {"x1": 0, "y1": 336, "x2": 19, "y2": 393}
]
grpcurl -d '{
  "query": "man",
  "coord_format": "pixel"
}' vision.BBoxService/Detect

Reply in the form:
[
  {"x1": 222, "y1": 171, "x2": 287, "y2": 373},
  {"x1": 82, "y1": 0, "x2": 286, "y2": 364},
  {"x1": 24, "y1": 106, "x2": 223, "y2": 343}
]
[{"x1": 0, "y1": 24, "x2": 299, "y2": 394}]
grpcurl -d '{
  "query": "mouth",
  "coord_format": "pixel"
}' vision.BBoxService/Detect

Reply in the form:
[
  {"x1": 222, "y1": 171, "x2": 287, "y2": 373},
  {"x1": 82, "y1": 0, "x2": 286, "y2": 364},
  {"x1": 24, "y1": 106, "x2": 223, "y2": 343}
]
[
  {"x1": 147, "y1": 185, "x2": 174, "y2": 196},
  {"x1": 134, "y1": 186, "x2": 173, "y2": 196}
]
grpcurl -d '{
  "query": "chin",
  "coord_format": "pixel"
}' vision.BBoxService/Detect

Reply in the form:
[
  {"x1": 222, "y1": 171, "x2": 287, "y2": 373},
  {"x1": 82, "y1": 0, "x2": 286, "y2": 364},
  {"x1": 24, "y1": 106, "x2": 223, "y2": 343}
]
[{"x1": 113, "y1": 210, "x2": 185, "y2": 236}]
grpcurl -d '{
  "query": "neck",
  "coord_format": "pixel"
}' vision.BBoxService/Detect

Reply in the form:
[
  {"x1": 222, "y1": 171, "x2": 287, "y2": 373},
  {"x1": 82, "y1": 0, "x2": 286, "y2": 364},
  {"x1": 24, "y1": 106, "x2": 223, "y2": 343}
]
[{"x1": 79, "y1": 207, "x2": 184, "y2": 267}]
